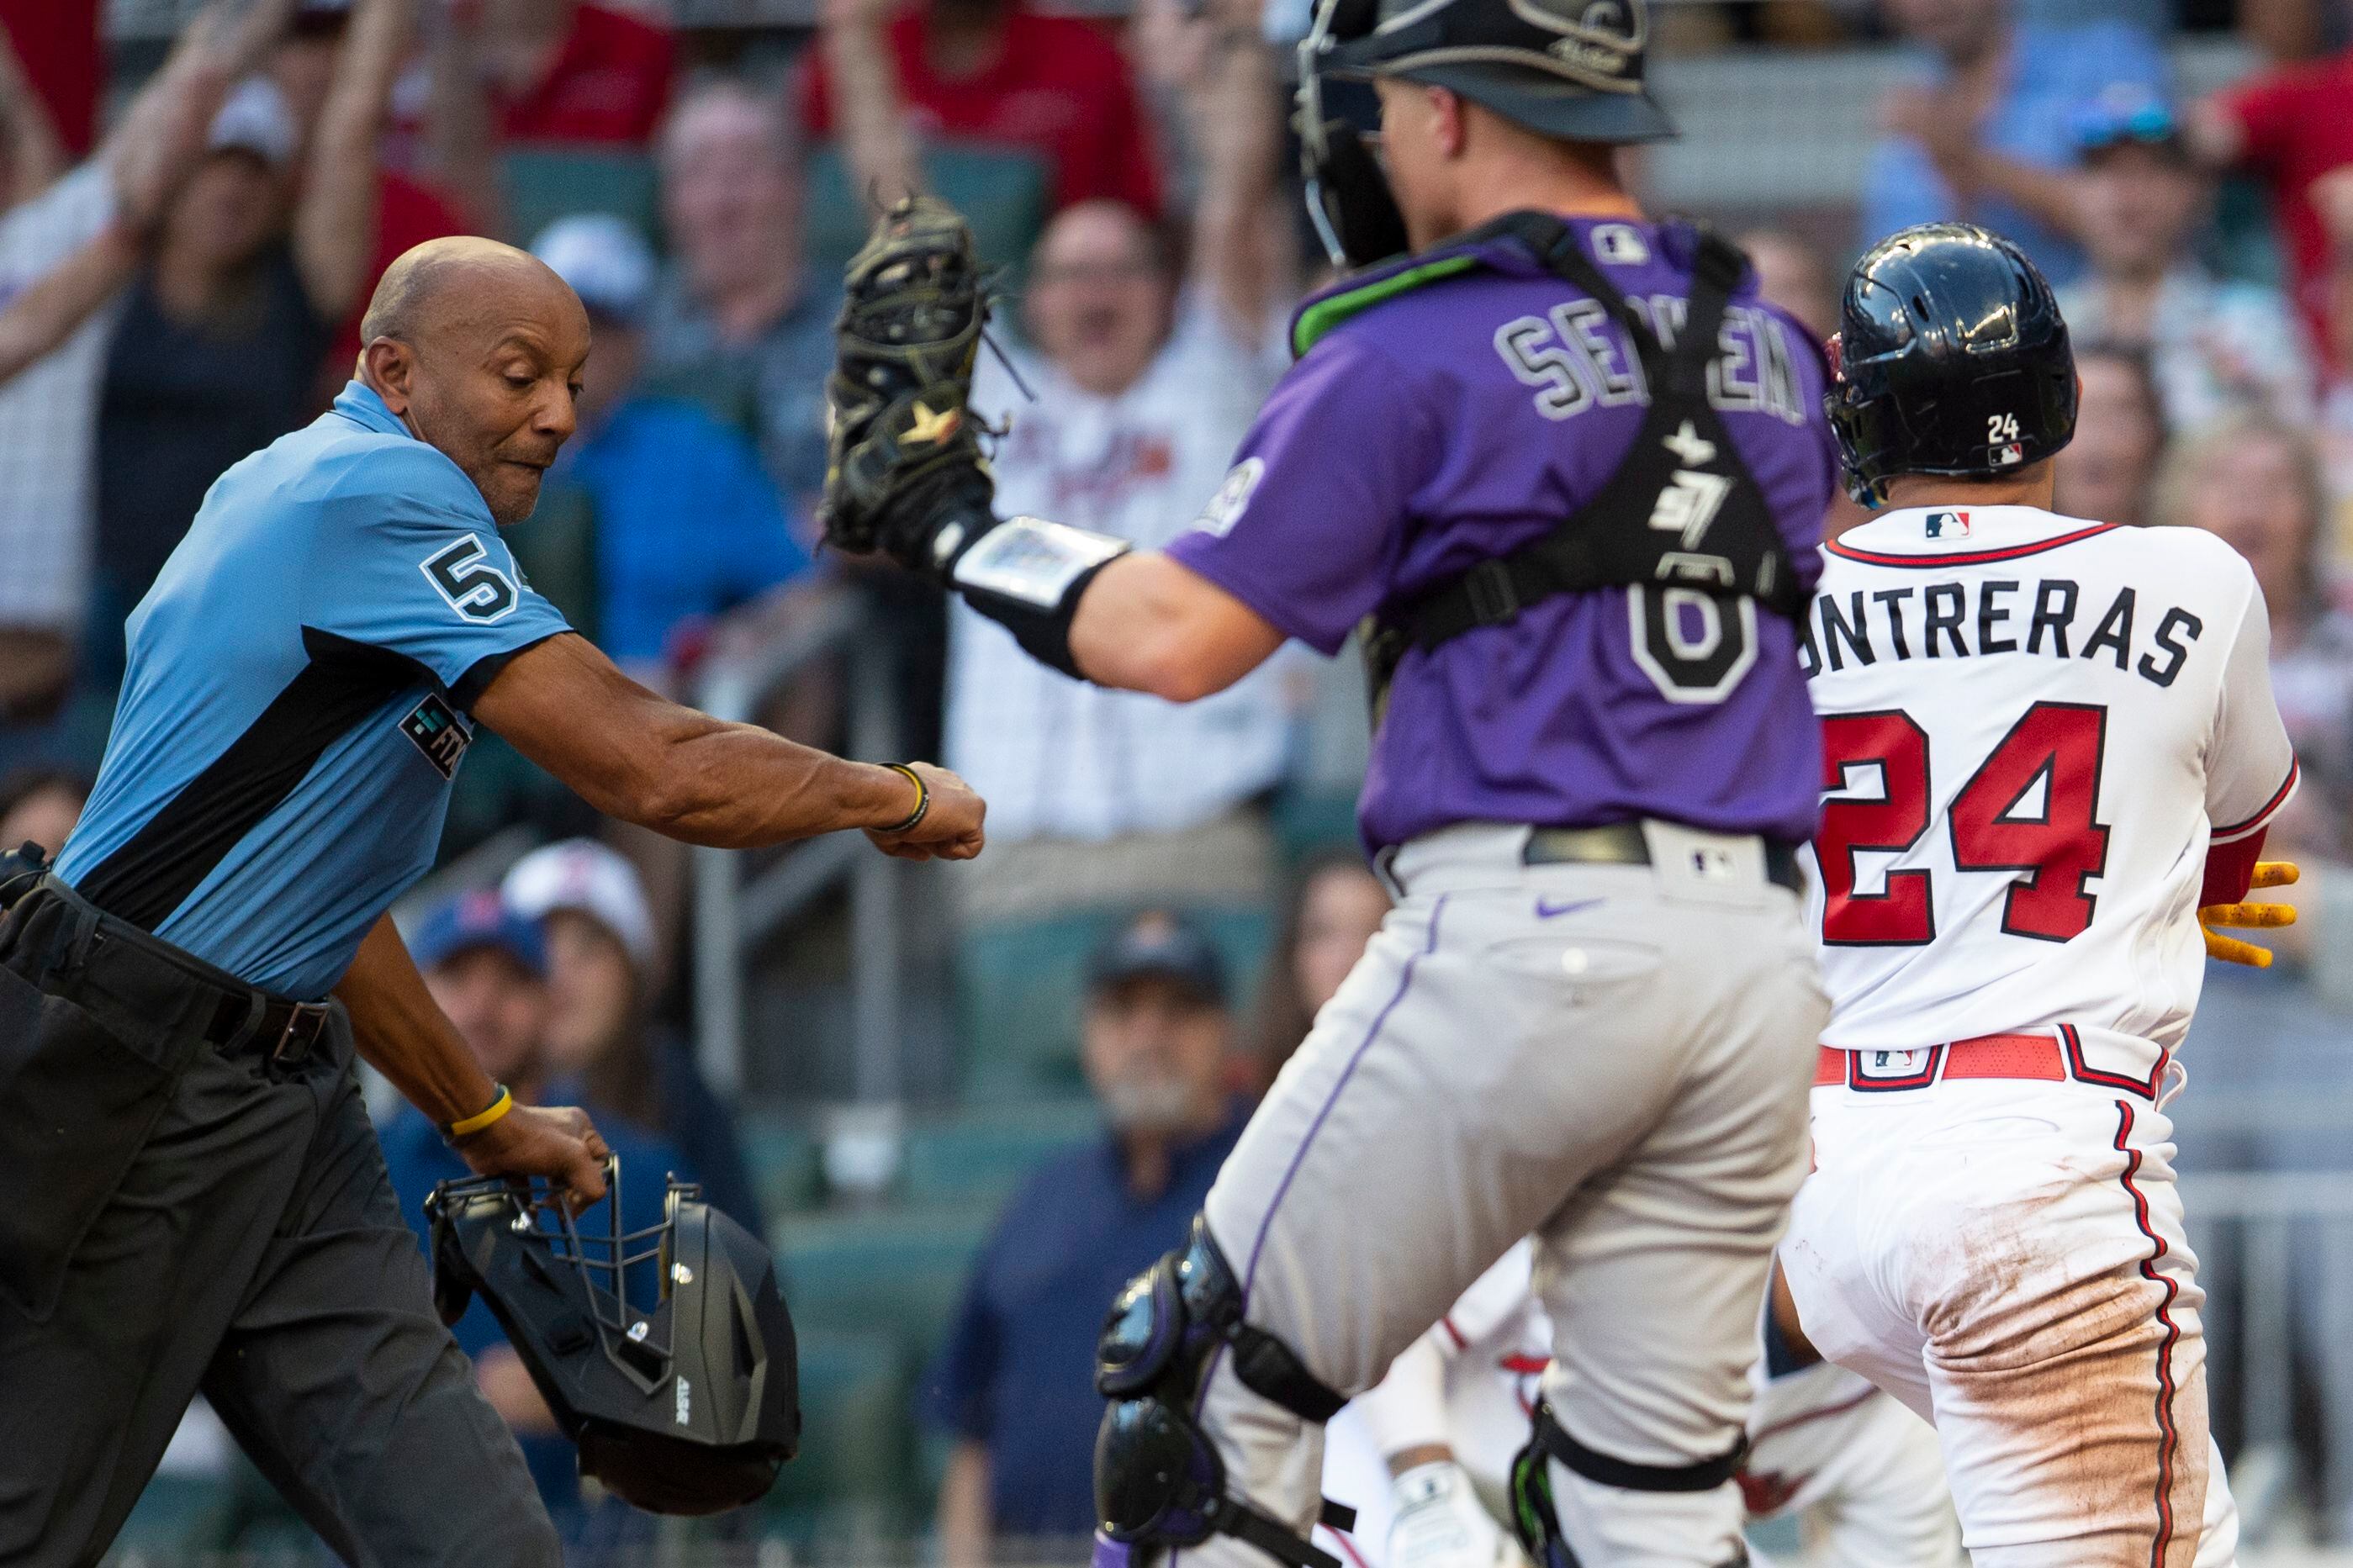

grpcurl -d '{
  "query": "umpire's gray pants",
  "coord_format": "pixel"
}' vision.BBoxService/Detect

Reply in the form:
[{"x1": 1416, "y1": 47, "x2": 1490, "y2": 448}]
[
  {"x1": 1187, "y1": 823, "x2": 1827, "y2": 1568},
  {"x1": 0, "y1": 886, "x2": 558, "y2": 1568}
]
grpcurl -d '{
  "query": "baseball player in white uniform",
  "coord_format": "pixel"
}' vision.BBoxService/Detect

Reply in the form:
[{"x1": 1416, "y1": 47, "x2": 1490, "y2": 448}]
[
  {"x1": 1779, "y1": 223, "x2": 2299, "y2": 1567},
  {"x1": 1316, "y1": 1243, "x2": 1962, "y2": 1568}
]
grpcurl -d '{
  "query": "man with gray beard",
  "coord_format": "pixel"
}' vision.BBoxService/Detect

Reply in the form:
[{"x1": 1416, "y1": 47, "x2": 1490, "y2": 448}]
[{"x1": 927, "y1": 909, "x2": 1251, "y2": 1566}]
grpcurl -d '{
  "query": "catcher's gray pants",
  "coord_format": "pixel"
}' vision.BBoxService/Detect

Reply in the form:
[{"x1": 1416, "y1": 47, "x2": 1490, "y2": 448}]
[
  {"x1": 0, "y1": 880, "x2": 557, "y2": 1567},
  {"x1": 1183, "y1": 822, "x2": 1827, "y2": 1568}
]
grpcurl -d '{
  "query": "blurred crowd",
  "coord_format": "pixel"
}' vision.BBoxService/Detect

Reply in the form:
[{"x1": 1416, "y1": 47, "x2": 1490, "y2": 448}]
[{"x1": 18, "y1": 0, "x2": 2353, "y2": 1557}]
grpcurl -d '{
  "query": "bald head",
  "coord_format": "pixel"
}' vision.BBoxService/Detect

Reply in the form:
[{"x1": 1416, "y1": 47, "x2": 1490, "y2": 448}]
[
  {"x1": 359, "y1": 237, "x2": 593, "y2": 525},
  {"x1": 362, "y1": 236, "x2": 586, "y2": 350}
]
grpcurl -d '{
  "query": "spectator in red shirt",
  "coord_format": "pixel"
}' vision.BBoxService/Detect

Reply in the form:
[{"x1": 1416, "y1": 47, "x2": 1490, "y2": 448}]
[
  {"x1": 0, "y1": 0, "x2": 98, "y2": 156},
  {"x1": 469, "y1": 0, "x2": 675, "y2": 146},
  {"x1": 2192, "y1": 46, "x2": 2353, "y2": 370},
  {"x1": 801, "y1": 0, "x2": 1162, "y2": 218},
  {"x1": 267, "y1": 2, "x2": 473, "y2": 372}
]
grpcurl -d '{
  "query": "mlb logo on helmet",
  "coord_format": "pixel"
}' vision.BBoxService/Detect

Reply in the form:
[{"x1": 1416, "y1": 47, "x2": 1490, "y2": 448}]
[
  {"x1": 1991, "y1": 442, "x2": 2026, "y2": 467},
  {"x1": 1925, "y1": 511, "x2": 1971, "y2": 539}
]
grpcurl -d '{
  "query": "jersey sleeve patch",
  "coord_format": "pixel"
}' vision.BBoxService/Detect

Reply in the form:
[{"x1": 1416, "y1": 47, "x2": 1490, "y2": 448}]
[{"x1": 419, "y1": 535, "x2": 521, "y2": 624}]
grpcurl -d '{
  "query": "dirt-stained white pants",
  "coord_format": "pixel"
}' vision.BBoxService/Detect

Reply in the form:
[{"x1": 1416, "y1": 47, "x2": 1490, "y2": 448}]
[
  {"x1": 1781, "y1": 1063, "x2": 2235, "y2": 1568},
  {"x1": 1177, "y1": 822, "x2": 1827, "y2": 1568}
]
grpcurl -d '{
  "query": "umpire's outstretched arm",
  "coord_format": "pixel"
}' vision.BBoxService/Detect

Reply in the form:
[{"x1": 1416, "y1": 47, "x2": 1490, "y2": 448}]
[{"x1": 472, "y1": 631, "x2": 985, "y2": 860}]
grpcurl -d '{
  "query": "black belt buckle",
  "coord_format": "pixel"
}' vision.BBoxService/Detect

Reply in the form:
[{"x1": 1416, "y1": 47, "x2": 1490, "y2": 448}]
[
  {"x1": 272, "y1": 1002, "x2": 330, "y2": 1065},
  {"x1": 1462, "y1": 560, "x2": 1520, "y2": 627}
]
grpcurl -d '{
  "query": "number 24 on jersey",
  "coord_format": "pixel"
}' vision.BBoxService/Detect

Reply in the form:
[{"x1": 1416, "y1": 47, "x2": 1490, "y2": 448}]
[{"x1": 1816, "y1": 702, "x2": 2112, "y2": 946}]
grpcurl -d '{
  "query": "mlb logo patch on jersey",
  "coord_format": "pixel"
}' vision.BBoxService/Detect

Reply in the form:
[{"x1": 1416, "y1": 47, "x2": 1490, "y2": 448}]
[
  {"x1": 1591, "y1": 224, "x2": 1650, "y2": 266},
  {"x1": 1925, "y1": 510, "x2": 1972, "y2": 539},
  {"x1": 401, "y1": 693, "x2": 472, "y2": 780}
]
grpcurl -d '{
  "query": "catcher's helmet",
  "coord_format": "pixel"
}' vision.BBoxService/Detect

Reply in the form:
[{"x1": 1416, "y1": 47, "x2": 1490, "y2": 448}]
[
  {"x1": 1297, "y1": 0, "x2": 1672, "y2": 267},
  {"x1": 429, "y1": 1161, "x2": 800, "y2": 1515},
  {"x1": 1827, "y1": 222, "x2": 2077, "y2": 505}
]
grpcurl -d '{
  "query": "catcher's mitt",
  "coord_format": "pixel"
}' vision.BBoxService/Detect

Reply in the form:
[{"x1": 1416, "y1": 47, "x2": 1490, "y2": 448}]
[{"x1": 819, "y1": 197, "x2": 999, "y2": 572}]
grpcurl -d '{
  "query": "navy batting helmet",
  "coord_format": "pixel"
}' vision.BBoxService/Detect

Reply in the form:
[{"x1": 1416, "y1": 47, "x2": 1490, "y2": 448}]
[
  {"x1": 1298, "y1": 0, "x2": 1673, "y2": 267},
  {"x1": 1827, "y1": 223, "x2": 2078, "y2": 505}
]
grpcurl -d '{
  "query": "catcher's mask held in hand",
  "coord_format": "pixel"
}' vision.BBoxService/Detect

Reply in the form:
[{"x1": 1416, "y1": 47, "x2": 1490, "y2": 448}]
[{"x1": 427, "y1": 1159, "x2": 801, "y2": 1514}]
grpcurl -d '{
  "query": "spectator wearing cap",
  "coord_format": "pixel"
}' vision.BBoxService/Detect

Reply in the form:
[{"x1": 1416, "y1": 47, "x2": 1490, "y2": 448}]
[
  {"x1": 643, "y1": 79, "x2": 840, "y2": 514},
  {"x1": 501, "y1": 837, "x2": 764, "y2": 1233},
  {"x1": 528, "y1": 214, "x2": 812, "y2": 684},
  {"x1": 801, "y1": 0, "x2": 1163, "y2": 220},
  {"x1": 927, "y1": 909, "x2": 1251, "y2": 1563},
  {"x1": 0, "y1": 0, "x2": 303, "y2": 767},
  {"x1": 1862, "y1": 0, "x2": 2166, "y2": 285},
  {"x1": 378, "y1": 887, "x2": 696, "y2": 1543},
  {"x1": 90, "y1": 0, "x2": 410, "y2": 691},
  {"x1": 2054, "y1": 87, "x2": 2313, "y2": 430}
]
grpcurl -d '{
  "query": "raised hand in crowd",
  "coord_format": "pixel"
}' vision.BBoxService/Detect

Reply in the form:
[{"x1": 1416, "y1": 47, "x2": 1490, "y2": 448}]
[
  {"x1": 295, "y1": 0, "x2": 415, "y2": 329},
  {"x1": 1880, "y1": 77, "x2": 2088, "y2": 253},
  {"x1": 819, "y1": 0, "x2": 925, "y2": 211},
  {"x1": 0, "y1": 0, "x2": 314, "y2": 404},
  {"x1": 109, "y1": 0, "x2": 308, "y2": 232},
  {"x1": 1136, "y1": 0, "x2": 1284, "y2": 340}
]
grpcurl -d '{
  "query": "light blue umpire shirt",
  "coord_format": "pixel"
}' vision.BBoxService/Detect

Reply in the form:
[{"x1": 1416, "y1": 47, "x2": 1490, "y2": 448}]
[{"x1": 54, "y1": 382, "x2": 574, "y2": 1000}]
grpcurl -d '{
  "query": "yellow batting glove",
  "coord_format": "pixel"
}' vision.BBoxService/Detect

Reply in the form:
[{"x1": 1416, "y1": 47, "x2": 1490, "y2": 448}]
[{"x1": 2200, "y1": 861, "x2": 2301, "y2": 969}]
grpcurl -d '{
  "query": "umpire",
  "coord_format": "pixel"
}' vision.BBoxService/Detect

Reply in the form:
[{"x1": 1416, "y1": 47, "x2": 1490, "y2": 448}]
[{"x1": 0, "y1": 235, "x2": 984, "y2": 1566}]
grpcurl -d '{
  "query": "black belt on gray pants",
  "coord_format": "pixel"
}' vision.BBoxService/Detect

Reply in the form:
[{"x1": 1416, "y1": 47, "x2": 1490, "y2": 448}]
[
  {"x1": 0, "y1": 871, "x2": 334, "y2": 1066},
  {"x1": 1523, "y1": 822, "x2": 1806, "y2": 896}
]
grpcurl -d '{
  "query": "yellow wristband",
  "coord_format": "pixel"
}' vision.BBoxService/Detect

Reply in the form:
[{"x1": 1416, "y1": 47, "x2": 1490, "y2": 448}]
[
  {"x1": 880, "y1": 763, "x2": 930, "y2": 834},
  {"x1": 446, "y1": 1083, "x2": 514, "y2": 1139}
]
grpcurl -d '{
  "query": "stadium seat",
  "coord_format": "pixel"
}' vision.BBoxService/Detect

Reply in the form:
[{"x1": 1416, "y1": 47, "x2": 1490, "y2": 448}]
[
  {"x1": 766, "y1": 1329, "x2": 911, "y2": 1521},
  {"x1": 956, "y1": 905, "x2": 1275, "y2": 1101},
  {"x1": 802, "y1": 143, "x2": 1052, "y2": 285},
  {"x1": 899, "y1": 1101, "x2": 1102, "y2": 1210},
  {"x1": 775, "y1": 1207, "x2": 991, "y2": 1366},
  {"x1": 743, "y1": 1112, "x2": 827, "y2": 1217},
  {"x1": 500, "y1": 148, "x2": 660, "y2": 250}
]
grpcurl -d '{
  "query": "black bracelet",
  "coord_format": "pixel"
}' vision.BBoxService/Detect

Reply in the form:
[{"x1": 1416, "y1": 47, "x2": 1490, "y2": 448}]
[{"x1": 880, "y1": 763, "x2": 930, "y2": 833}]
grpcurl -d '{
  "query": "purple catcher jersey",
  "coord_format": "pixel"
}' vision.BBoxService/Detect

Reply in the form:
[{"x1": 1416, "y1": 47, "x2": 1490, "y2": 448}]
[{"x1": 1165, "y1": 217, "x2": 1837, "y2": 853}]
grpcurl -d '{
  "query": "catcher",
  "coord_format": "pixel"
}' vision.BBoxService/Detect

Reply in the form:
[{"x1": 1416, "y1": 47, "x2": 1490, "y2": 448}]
[{"x1": 821, "y1": 0, "x2": 1841, "y2": 1560}]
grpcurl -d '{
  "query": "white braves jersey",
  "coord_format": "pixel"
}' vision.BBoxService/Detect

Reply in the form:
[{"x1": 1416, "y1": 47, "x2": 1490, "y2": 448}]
[{"x1": 1802, "y1": 506, "x2": 2297, "y2": 1053}]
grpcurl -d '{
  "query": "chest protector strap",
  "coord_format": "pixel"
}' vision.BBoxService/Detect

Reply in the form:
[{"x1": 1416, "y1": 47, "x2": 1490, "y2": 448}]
[{"x1": 1363, "y1": 214, "x2": 1806, "y2": 702}]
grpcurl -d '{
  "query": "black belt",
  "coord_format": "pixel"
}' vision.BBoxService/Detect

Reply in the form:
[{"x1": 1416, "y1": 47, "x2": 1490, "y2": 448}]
[
  {"x1": 2, "y1": 871, "x2": 335, "y2": 1068},
  {"x1": 203, "y1": 988, "x2": 336, "y2": 1065},
  {"x1": 1523, "y1": 822, "x2": 1806, "y2": 895}
]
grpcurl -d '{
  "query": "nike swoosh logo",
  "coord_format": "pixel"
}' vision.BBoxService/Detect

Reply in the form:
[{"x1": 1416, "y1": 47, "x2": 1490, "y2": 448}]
[{"x1": 1535, "y1": 898, "x2": 1605, "y2": 920}]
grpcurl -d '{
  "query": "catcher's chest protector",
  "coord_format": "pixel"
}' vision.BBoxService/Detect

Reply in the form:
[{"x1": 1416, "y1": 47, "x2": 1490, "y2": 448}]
[{"x1": 1335, "y1": 214, "x2": 1804, "y2": 720}]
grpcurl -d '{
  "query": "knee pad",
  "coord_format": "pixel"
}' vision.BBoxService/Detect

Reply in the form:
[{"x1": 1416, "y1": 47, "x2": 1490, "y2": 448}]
[
  {"x1": 1507, "y1": 1401, "x2": 1750, "y2": 1568},
  {"x1": 1092, "y1": 1214, "x2": 1354, "y2": 1568}
]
